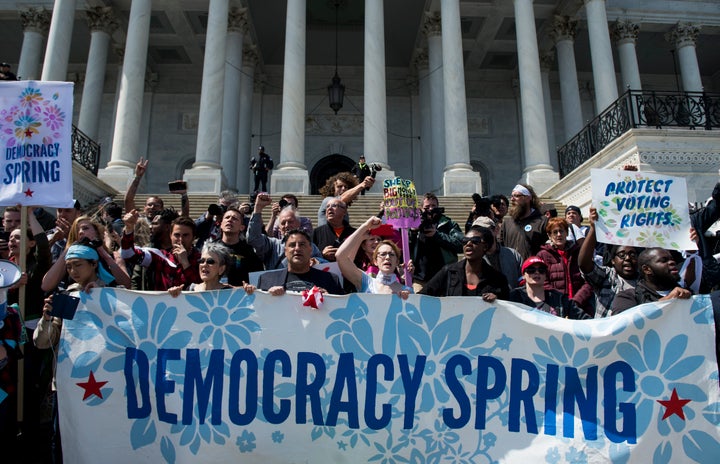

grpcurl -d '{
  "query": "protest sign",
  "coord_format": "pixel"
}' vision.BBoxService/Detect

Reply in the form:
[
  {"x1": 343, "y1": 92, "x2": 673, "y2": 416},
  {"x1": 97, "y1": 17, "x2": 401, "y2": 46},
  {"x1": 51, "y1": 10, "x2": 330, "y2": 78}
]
[
  {"x1": 57, "y1": 289, "x2": 719, "y2": 463},
  {"x1": 0, "y1": 81, "x2": 74, "y2": 207},
  {"x1": 591, "y1": 169, "x2": 696, "y2": 250},
  {"x1": 382, "y1": 177, "x2": 421, "y2": 229}
]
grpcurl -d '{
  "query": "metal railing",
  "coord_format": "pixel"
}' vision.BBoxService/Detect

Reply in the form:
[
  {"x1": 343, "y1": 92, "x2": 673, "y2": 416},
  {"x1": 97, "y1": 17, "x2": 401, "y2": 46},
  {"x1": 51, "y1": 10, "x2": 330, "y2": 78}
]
[
  {"x1": 71, "y1": 124, "x2": 101, "y2": 175},
  {"x1": 557, "y1": 89, "x2": 720, "y2": 177}
]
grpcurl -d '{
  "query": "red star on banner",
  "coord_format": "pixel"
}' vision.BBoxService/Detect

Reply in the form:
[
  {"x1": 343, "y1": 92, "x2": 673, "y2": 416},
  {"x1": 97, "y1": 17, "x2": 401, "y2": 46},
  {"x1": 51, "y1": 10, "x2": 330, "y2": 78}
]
[
  {"x1": 657, "y1": 388, "x2": 692, "y2": 420},
  {"x1": 76, "y1": 371, "x2": 108, "y2": 401},
  {"x1": 24, "y1": 188, "x2": 34, "y2": 197},
  {"x1": 24, "y1": 128, "x2": 33, "y2": 138}
]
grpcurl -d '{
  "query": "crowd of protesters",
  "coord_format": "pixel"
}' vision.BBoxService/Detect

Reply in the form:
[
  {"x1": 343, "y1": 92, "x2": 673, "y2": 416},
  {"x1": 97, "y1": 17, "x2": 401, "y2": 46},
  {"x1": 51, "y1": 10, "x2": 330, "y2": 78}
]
[{"x1": 1, "y1": 157, "x2": 719, "y2": 462}]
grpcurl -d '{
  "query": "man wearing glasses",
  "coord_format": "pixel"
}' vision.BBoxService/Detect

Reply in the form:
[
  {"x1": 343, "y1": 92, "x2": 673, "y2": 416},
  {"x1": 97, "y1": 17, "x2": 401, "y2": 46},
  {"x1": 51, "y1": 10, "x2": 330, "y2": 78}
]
[
  {"x1": 500, "y1": 184, "x2": 548, "y2": 260},
  {"x1": 312, "y1": 200, "x2": 356, "y2": 262},
  {"x1": 578, "y1": 207, "x2": 639, "y2": 318}
]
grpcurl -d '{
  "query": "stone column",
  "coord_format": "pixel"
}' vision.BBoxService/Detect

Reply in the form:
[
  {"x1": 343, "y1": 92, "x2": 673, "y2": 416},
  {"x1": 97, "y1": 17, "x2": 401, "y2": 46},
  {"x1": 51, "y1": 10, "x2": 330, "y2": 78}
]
[
  {"x1": 41, "y1": 0, "x2": 77, "y2": 81},
  {"x1": 550, "y1": 15, "x2": 584, "y2": 141},
  {"x1": 440, "y1": 0, "x2": 481, "y2": 195},
  {"x1": 17, "y1": 8, "x2": 50, "y2": 80},
  {"x1": 185, "y1": 0, "x2": 230, "y2": 194},
  {"x1": 220, "y1": 8, "x2": 247, "y2": 190},
  {"x1": 666, "y1": 23, "x2": 703, "y2": 92},
  {"x1": 612, "y1": 20, "x2": 641, "y2": 91},
  {"x1": 363, "y1": 0, "x2": 394, "y2": 191},
  {"x1": 414, "y1": 49, "x2": 432, "y2": 195},
  {"x1": 540, "y1": 53, "x2": 557, "y2": 167},
  {"x1": 98, "y1": 0, "x2": 152, "y2": 191},
  {"x1": 78, "y1": 7, "x2": 117, "y2": 141},
  {"x1": 271, "y1": 0, "x2": 309, "y2": 194},
  {"x1": 583, "y1": 0, "x2": 618, "y2": 112},
  {"x1": 513, "y1": 0, "x2": 558, "y2": 192},
  {"x1": 236, "y1": 46, "x2": 258, "y2": 194},
  {"x1": 423, "y1": 12, "x2": 446, "y2": 194},
  {"x1": 406, "y1": 75, "x2": 423, "y2": 193}
]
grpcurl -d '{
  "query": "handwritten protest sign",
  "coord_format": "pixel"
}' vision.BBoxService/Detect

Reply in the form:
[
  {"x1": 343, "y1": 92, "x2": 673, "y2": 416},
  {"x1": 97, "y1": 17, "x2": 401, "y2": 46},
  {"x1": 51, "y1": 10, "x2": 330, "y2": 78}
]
[
  {"x1": 591, "y1": 169, "x2": 696, "y2": 250},
  {"x1": 382, "y1": 177, "x2": 421, "y2": 229},
  {"x1": 57, "y1": 289, "x2": 719, "y2": 463},
  {"x1": 0, "y1": 81, "x2": 74, "y2": 207}
]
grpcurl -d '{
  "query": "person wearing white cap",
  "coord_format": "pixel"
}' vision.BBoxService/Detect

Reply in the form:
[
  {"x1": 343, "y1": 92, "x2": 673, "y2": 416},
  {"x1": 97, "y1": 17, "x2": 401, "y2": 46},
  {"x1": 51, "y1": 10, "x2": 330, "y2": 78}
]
[{"x1": 500, "y1": 183, "x2": 548, "y2": 260}]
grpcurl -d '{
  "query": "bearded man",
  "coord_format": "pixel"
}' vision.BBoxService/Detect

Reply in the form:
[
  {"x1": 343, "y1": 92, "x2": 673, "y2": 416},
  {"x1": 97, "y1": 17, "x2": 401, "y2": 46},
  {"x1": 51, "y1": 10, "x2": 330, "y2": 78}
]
[{"x1": 500, "y1": 183, "x2": 548, "y2": 260}]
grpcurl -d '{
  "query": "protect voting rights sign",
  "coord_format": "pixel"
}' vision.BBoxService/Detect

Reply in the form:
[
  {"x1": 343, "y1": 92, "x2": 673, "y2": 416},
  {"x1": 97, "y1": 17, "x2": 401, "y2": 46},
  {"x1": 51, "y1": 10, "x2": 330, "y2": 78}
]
[
  {"x1": 56, "y1": 289, "x2": 719, "y2": 463},
  {"x1": 591, "y1": 169, "x2": 696, "y2": 251}
]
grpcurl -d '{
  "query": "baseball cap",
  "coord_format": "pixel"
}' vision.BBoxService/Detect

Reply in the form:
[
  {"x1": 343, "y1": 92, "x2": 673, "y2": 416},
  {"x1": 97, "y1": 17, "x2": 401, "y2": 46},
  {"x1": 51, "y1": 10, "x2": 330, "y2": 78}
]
[
  {"x1": 521, "y1": 256, "x2": 547, "y2": 274},
  {"x1": 565, "y1": 205, "x2": 582, "y2": 219},
  {"x1": 472, "y1": 216, "x2": 496, "y2": 230}
]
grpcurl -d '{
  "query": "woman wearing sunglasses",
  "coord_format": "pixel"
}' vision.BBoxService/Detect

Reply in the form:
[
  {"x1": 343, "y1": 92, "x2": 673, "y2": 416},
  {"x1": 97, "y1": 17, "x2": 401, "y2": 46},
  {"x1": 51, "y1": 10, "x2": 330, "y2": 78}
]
[
  {"x1": 168, "y1": 242, "x2": 235, "y2": 295},
  {"x1": 509, "y1": 256, "x2": 589, "y2": 319},
  {"x1": 335, "y1": 216, "x2": 412, "y2": 298},
  {"x1": 419, "y1": 225, "x2": 508, "y2": 300}
]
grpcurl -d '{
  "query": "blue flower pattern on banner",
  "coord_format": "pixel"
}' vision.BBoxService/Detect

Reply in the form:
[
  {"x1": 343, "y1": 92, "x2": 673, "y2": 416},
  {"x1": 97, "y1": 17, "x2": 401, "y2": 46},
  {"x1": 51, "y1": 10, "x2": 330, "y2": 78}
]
[{"x1": 58, "y1": 291, "x2": 720, "y2": 463}]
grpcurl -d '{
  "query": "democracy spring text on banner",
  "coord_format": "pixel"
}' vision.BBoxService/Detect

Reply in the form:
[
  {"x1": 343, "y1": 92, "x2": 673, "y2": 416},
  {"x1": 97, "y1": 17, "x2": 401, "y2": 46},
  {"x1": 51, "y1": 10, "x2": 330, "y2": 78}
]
[{"x1": 55, "y1": 289, "x2": 719, "y2": 463}]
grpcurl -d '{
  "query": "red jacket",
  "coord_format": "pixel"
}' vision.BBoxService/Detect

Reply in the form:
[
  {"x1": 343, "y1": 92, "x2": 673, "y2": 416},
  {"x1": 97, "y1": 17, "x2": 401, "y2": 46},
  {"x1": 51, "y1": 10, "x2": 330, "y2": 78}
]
[{"x1": 537, "y1": 242, "x2": 594, "y2": 314}]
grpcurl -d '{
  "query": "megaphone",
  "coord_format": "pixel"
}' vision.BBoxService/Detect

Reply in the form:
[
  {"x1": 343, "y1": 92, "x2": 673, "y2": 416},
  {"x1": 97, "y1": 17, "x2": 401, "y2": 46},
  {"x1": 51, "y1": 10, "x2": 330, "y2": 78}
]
[{"x1": 0, "y1": 259, "x2": 22, "y2": 330}]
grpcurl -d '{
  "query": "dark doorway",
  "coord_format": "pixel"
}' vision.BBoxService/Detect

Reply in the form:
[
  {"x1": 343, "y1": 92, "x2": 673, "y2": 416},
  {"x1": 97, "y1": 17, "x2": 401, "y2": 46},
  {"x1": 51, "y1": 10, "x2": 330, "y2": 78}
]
[{"x1": 309, "y1": 154, "x2": 355, "y2": 194}]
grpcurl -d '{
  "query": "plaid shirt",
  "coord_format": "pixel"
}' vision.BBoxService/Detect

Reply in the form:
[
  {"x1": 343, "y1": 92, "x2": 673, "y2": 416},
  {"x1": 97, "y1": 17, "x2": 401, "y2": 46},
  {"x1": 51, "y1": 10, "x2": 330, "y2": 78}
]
[
  {"x1": 582, "y1": 264, "x2": 636, "y2": 318},
  {"x1": 121, "y1": 232, "x2": 201, "y2": 290},
  {"x1": 0, "y1": 305, "x2": 22, "y2": 395}
]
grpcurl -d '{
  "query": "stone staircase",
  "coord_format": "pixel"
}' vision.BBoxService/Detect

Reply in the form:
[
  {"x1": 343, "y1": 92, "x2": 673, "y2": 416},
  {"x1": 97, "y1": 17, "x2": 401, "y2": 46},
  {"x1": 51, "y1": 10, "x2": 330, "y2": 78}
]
[{"x1": 111, "y1": 193, "x2": 568, "y2": 229}]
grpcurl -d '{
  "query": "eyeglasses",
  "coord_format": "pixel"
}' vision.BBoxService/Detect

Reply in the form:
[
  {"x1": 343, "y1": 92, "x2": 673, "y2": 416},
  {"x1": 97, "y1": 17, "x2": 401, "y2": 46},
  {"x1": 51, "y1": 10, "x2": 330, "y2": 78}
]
[
  {"x1": 377, "y1": 252, "x2": 397, "y2": 259},
  {"x1": 198, "y1": 258, "x2": 217, "y2": 265},
  {"x1": 615, "y1": 251, "x2": 637, "y2": 260},
  {"x1": 461, "y1": 236, "x2": 485, "y2": 246},
  {"x1": 525, "y1": 267, "x2": 547, "y2": 275},
  {"x1": 550, "y1": 229, "x2": 566, "y2": 236},
  {"x1": 327, "y1": 203, "x2": 347, "y2": 210}
]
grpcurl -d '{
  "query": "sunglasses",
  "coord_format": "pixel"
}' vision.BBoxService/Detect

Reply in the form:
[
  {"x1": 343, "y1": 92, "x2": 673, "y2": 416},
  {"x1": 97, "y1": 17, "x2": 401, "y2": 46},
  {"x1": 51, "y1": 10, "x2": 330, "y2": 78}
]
[
  {"x1": 461, "y1": 236, "x2": 485, "y2": 246},
  {"x1": 198, "y1": 258, "x2": 217, "y2": 265},
  {"x1": 525, "y1": 266, "x2": 547, "y2": 275}
]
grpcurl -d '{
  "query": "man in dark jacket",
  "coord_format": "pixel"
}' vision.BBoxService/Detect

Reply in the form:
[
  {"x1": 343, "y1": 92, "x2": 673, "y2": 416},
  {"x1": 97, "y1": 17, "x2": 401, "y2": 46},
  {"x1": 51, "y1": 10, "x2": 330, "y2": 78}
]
[
  {"x1": 610, "y1": 247, "x2": 692, "y2": 315},
  {"x1": 351, "y1": 155, "x2": 372, "y2": 195}
]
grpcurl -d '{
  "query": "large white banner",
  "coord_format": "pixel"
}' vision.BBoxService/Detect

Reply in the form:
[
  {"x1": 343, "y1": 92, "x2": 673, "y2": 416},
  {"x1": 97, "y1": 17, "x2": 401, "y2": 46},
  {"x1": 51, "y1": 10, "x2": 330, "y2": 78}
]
[
  {"x1": 591, "y1": 168, "x2": 696, "y2": 250},
  {"x1": 0, "y1": 81, "x2": 74, "y2": 207},
  {"x1": 56, "y1": 289, "x2": 719, "y2": 463}
]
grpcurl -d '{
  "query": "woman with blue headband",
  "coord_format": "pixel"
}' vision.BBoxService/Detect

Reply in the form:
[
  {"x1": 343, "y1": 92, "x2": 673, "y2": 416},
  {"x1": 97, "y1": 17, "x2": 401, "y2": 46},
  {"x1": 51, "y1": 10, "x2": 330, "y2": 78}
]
[{"x1": 34, "y1": 241, "x2": 113, "y2": 463}]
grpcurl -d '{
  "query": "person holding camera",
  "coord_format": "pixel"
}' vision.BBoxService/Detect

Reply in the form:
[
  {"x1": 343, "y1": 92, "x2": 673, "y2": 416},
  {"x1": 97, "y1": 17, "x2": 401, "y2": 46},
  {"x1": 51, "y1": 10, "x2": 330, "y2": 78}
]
[
  {"x1": 410, "y1": 193, "x2": 464, "y2": 290},
  {"x1": 195, "y1": 190, "x2": 238, "y2": 249},
  {"x1": 265, "y1": 194, "x2": 313, "y2": 239}
]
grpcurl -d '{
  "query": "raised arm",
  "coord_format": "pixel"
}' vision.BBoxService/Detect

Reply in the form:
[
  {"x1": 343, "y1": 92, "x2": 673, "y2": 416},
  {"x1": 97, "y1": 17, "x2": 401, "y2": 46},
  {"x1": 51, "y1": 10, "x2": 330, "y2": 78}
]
[
  {"x1": 578, "y1": 207, "x2": 598, "y2": 274},
  {"x1": 335, "y1": 216, "x2": 381, "y2": 290},
  {"x1": 339, "y1": 176, "x2": 375, "y2": 205},
  {"x1": 124, "y1": 157, "x2": 148, "y2": 213}
]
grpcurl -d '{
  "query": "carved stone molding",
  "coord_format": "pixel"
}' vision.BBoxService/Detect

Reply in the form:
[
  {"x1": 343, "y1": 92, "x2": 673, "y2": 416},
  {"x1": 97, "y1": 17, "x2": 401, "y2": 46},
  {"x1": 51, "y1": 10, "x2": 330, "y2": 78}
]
[
  {"x1": 640, "y1": 151, "x2": 720, "y2": 166},
  {"x1": 549, "y1": 15, "x2": 578, "y2": 43},
  {"x1": 228, "y1": 7, "x2": 248, "y2": 33},
  {"x1": 20, "y1": 7, "x2": 50, "y2": 33},
  {"x1": 611, "y1": 19, "x2": 640, "y2": 44},
  {"x1": 305, "y1": 114, "x2": 364, "y2": 135},
  {"x1": 422, "y1": 12, "x2": 441, "y2": 38},
  {"x1": 665, "y1": 22, "x2": 701, "y2": 48},
  {"x1": 242, "y1": 45, "x2": 259, "y2": 67},
  {"x1": 540, "y1": 52, "x2": 555, "y2": 72},
  {"x1": 413, "y1": 48, "x2": 428, "y2": 70},
  {"x1": 86, "y1": 6, "x2": 118, "y2": 34}
]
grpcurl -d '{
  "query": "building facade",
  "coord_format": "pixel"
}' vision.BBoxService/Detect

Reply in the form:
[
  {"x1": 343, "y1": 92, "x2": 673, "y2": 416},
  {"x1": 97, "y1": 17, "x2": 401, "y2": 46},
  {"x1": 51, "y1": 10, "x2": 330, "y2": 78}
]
[{"x1": 0, "y1": 0, "x2": 718, "y2": 197}]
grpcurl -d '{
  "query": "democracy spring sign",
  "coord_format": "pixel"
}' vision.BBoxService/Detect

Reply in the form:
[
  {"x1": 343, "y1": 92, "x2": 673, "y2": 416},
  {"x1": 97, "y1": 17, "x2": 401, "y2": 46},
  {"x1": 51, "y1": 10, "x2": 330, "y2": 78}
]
[
  {"x1": 55, "y1": 289, "x2": 719, "y2": 463},
  {"x1": 591, "y1": 169, "x2": 696, "y2": 250},
  {"x1": 0, "y1": 81, "x2": 74, "y2": 207}
]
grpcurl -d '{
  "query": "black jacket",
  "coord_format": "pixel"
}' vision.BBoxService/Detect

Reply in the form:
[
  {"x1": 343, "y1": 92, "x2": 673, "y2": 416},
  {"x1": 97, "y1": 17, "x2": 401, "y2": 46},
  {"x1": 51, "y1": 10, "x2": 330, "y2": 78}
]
[{"x1": 420, "y1": 259, "x2": 509, "y2": 299}]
